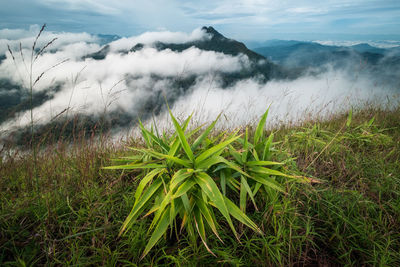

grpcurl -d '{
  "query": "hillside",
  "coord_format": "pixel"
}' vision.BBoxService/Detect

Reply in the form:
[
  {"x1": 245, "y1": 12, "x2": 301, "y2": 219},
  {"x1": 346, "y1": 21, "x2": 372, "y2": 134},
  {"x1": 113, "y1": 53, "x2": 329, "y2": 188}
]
[{"x1": 1, "y1": 106, "x2": 399, "y2": 266}]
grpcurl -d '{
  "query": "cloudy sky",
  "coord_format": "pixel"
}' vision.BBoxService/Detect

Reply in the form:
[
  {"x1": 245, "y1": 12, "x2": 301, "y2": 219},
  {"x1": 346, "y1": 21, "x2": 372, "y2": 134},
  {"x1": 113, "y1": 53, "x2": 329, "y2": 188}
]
[{"x1": 1, "y1": 0, "x2": 400, "y2": 41}]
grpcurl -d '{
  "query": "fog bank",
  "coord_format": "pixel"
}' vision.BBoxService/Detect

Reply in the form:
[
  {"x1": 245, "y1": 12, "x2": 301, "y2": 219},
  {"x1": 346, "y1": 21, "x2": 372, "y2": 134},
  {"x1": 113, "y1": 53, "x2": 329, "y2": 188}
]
[{"x1": 0, "y1": 27, "x2": 399, "y2": 136}]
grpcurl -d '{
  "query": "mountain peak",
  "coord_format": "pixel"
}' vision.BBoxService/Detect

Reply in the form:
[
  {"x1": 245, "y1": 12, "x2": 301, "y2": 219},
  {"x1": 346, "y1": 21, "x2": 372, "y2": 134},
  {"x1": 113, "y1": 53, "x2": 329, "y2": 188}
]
[{"x1": 201, "y1": 26, "x2": 225, "y2": 39}]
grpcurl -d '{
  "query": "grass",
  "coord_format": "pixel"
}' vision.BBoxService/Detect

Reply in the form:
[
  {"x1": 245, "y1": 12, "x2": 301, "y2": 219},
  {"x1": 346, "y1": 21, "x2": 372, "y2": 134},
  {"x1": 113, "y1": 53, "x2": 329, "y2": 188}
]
[{"x1": 1, "y1": 106, "x2": 399, "y2": 266}]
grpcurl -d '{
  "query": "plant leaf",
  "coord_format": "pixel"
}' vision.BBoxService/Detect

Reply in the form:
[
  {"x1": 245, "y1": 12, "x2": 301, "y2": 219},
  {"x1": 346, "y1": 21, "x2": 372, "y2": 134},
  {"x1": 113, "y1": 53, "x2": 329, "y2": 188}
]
[
  {"x1": 141, "y1": 206, "x2": 171, "y2": 259},
  {"x1": 138, "y1": 148, "x2": 192, "y2": 168},
  {"x1": 149, "y1": 191, "x2": 173, "y2": 231},
  {"x1": 224, "y1": 197, "x2": 263, "y2": 234},
  {"x1": 249, "y1": 166, "x2": 292, "y2": 178},
  {"x1": 246, "y1": 160, "x2": 283, "y2": 166},
  {"x1": 173, "y1": 178, "x2": 196, "y2": 198},
  {"x1": 103, "y1": 163, "x2": 166, "y2": 170},
  {"x1": 346, "y1": 108, "x2": 353, "y2": 127},
  {"x1": 196, "y1": 155, "x2": 226, "y2": 170},
  {"x1": 248, "y1": 174, "x2": 284, "y2": 192},
  {"x1": 220, "y1": 170, "x2": 226, "y2": 196},
  {"x1": 240, "y1": 176, "x2": 247, "y2": 212},
  {"x1": 169, "y1": 110, "x2": 194, "y2": 162},
  {"x1": 229, "y1": 145, "x2": 243, "y2": 164},
  {"x1": 134, "y1": 168, "x2": 165, "y2": 205},
  {"x1": 242, "y1": 127, "x2": 249, "y2": 162},
  {"x1": 195, "y1": 172, "x2": 238, "y2": 240},
  {"x1": 254, "y1": 107, "x2": 270, "y2": 145},
  {"x1": 195, "y1": 135, "x2": 240, "y2": 166},
  {"x1": 195, "y1": 196, "x2": 222, "y2": 242},
  {"x1": 120, "y1": 179, "x2": 163, "y2": 236},
  {"x1": 262, "y1": 132, "x2": 274, "y2": 160},
  {"x1": 139, "y1": 119, "x2": 152, "y2": 148},
  {"x1": 170, "y1": 169, "x2": 193, "y2": 191},
  {"x1": 191, "y1": 113, "x2": 221, "y2": 151},
  {"x1": 241, "y1": 175, "x2": 258, "y2": 211},
  {"x1": 194, "y1": 207, "x2": 216, "y2": 256}
]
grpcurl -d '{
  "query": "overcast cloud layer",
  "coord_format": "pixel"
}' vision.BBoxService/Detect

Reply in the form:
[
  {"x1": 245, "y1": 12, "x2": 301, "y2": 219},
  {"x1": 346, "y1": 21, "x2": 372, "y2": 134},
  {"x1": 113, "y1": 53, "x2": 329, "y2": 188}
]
[
  {"x1": 1, "y1": 27, "x2": 399, "y2": 135},
  {"x1": 1, "y1": 0, "x2": 399, "y2": 41}
]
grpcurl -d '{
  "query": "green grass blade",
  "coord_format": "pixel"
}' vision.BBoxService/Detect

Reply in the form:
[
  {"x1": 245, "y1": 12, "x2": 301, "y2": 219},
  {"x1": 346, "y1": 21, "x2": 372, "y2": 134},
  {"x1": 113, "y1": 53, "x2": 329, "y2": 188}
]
[
  {"x1": 120, "y1": 179, "x2": 163, "y2": 236},
  {"x1": 168, "y1": 136, "x2": 181, "y2": 156},
  {"x1": 138, "y1": 148, "x2": 192, "y2": 168},
  {"x1": 170, "y1": 169, "x2": 193, "y2": 190},
  {"x1": 248, "y1": 174, "x2": 284, "y2": 192},
  {"x1": 134, "y1": 168, "x2": 165, "y2": 205},
  {"x1": 252, "y1": 147, "x2": 260, "y2": 161},
  {"x1": 195, "y1": 135, "x2": 241, "y2": 166},
  {"x1": 252, "y1": 183, "x2": 262, "y2": 196},
  {"x1": 196, "y1": 155, "x2": 226, "y2": 170},
  {"x1": 241, "y1": 175, "x2": 258, "y2": 211},
  {"x1": 173, "y1": 178, "x2": 196, "y2": 198},
  {"x1": 191, "y1": 113, "x2": 221, "y2": 151},
  {"x1": 249, "y1": 166, "x2": 292, "y2": 178},
  {"x1": 220, "y1": 171, "x2": 226, "y2": 196},
  {"x1": 194, "y1": 207, "x2": 216, "y2": 256},
  {"x1": 182, "y1": 113, "x2": 193, "y2": 130},
  {"x1": 149, "y1": 191, "x2": 173, "y2": 231},
  {"x1": 139, "y1": 119, "x2": 152, "y2": 148},
  {"x1": 254, "y1": 107, "x2": 270, "y2": 145},
  {"x1": 246, "y1": 160, "x2": 283, "y2": 166},
  {"x1": 142, "y1": 126, "x2": 169, "y2": 153},
  {"x1": 195, "y1": 197, "x2": 222, "y2": 242},
  {"x1": 167, "y1": 125, "x2": 202, "y2": 158},
  {"x1": 224, "y1": 197, "x2": 263, "y2": 234},
  {"x1": 140, "y1": 206, "x2": 171, "y2": 259},
  {"x1": 103, "y1": 163, "x2": 166, "y2": 170},
  {"x1": 169, "y1": 110, "x2": 194, "y2": 162},
  {"x1": 240, "y1": 176, "x2": 247, "y2": 212},
  {"x1": 242, "y1": 127, "x2": 249, "y2": 162},
  {"x1": 229, "y1": 145, "x2": 243, "y2": 164},
  {"x1": 214, "y1": 156, "x2": 251, "y2": 178},
  {"x1": 262, "y1": 132, "x2": 274, "y2": 160},
  {"x1": 346, "y1": 108, "x2": 353, "y2": 127},
  {"x1": 180, "y1": 193, "x2": 191, "y2": 214},
  {"x1": 118, "y1": 155, "x2": 142, "y2": 161},
  {"x1": 195, "y1": 172, "x2": 238, "y2": 240}
]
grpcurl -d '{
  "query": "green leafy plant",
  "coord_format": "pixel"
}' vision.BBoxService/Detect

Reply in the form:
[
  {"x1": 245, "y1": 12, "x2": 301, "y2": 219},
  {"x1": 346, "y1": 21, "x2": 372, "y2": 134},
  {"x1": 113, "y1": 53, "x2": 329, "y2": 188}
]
[
  {"x1": 105, "y1": 108, "x2": 298, "y2": 258},
  {"x1": 226, "y1": 108, "x2": 300, "y2": 213}
]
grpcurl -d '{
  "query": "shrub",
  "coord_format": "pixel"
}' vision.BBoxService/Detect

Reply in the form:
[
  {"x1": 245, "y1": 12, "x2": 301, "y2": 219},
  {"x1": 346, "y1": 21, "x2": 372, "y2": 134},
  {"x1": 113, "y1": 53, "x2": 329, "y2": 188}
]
[{"x1": 105, "y1": 108, "x2": 300, "y2": 258}]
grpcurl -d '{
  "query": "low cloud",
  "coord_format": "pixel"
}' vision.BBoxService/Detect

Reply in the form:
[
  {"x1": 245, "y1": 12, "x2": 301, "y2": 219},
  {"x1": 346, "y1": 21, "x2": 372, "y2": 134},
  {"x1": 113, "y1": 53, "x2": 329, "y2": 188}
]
[
  {"x1": 0, "y1": 27, "x2": 398, "y2": 136},
  {"x1": 109, "y1": 28, "x2": 210, "y2": 52},
  {"x1": 0, "y1": 27, "x2": 250, "y2": 131},
  {"x1": 0, "y1": 24, "x2": 99, "y2": 55},
  {"x1": 165, "y1": 68, "x2": 399, "y2": 130}
]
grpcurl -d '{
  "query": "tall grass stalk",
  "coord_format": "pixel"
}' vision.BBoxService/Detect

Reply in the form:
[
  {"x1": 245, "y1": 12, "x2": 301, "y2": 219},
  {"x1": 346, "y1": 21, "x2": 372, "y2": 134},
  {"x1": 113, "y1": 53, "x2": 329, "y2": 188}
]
[{"x1": 7, "y1": 24, "x2": 66, "y2": 196}]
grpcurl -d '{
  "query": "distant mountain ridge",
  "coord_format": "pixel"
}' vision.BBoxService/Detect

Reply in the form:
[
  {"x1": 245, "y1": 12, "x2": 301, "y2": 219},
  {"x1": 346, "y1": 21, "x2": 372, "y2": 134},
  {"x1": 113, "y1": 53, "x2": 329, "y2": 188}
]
[
  {"x1": 253, "y1": 39, "x2": 400, "y2": 71},
  {"x1": 88, "y1": 27, "x2": 266, "y2": 62},
  {"x1": 86, "y1": 26, "x2": 287, "y2": 82},
  {"x1": 151, "y1": 26, "x2": 266, "y2": 62},
  {"x1": 253, "y1": 39, "x2": 399, "y2": 63}
]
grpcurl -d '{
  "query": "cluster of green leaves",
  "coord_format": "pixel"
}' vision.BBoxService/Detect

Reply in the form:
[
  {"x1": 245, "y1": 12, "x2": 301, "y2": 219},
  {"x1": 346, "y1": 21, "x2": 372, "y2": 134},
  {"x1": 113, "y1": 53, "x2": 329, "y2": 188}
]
[
  {"x1": 287, "y1": 111, "x2": 393, "y2": 165},
  {"x1": 342, "y1": 116, "x2": 393, "y2": 147},
  {"x1": 105, "y1": 108, "x2": 300, "y2": 258}
]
